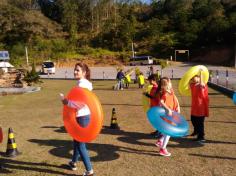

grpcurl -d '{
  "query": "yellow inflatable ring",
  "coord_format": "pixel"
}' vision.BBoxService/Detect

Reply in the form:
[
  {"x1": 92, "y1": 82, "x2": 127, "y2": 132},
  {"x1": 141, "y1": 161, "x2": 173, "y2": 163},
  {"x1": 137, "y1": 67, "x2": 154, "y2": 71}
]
[
  {"x1": 142, "y1": 85, "x2": 153, "y2": 112},
  {"x1": 178, "y1": 65, "x2": 209, "y2": 96}
]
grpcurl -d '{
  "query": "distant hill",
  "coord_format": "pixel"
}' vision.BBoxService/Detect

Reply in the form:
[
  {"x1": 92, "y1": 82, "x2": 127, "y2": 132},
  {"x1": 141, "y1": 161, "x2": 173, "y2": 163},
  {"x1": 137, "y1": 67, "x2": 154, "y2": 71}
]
[{"x1": 0, "y1": 2, "x2": 64, "y2": 44}]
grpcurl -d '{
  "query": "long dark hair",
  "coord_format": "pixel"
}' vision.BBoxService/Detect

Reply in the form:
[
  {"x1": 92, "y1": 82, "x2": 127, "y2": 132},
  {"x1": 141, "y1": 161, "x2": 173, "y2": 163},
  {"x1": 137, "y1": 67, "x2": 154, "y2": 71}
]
[{"x1": 75, "y1": 62, "x2": 91, "y2": 80}]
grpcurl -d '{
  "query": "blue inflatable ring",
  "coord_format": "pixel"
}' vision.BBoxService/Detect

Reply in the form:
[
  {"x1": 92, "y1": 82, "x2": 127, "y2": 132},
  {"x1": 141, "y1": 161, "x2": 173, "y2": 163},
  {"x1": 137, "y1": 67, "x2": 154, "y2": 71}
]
[
  {"x1": 233, "y1": 92, "x2": 236, "y2": 105},
  {"x1": 147, "y1": 107, "x2": 189, "y2": 137}
]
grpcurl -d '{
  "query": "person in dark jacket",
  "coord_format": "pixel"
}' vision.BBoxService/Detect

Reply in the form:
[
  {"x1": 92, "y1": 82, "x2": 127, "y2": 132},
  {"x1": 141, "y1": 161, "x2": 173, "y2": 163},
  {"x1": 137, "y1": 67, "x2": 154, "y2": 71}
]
[{"x1": 116, "y1": 69, "x2": 125, "y2": 90}]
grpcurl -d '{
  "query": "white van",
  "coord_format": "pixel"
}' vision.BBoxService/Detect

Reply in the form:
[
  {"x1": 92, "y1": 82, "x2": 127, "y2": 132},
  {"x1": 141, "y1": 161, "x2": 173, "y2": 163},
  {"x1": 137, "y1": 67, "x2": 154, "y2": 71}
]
[
  {"x1": 129, "y1": 56, "x2": 153, "y2": 66},
  {"x1": 42, "y1": 61, "x2": 56, "y2": 74}
]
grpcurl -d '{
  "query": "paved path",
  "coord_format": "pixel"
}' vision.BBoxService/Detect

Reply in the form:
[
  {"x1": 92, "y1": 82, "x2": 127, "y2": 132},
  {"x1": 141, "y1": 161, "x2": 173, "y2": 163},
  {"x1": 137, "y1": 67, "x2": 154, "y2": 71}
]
[{"x1": 40, "y1": 63, "x2": 236, "y2": 90}]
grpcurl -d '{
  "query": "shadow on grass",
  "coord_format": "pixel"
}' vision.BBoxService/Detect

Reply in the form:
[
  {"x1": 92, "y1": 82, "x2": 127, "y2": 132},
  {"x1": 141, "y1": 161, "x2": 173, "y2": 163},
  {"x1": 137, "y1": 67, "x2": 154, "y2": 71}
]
[
  {"x1": 170, "y1": 138, "x2": 236, "y2": 148},
  {"x1": 205, "y1": 120, "x2": 236, "y2": 124},
  {"x1": 204, "y1": 139, "x2": 236, "y2": 145},
  {"x1": 41, "y1": 125, "x2": 66, "y2": 133},
  {"x1": 189, "y1": 153, "x2": 236, "y2": 160},
  {"x1": 102, "y1": 126, "x2": 154, "y2": 147},
  {"x1": 102, "y1": 126, "x2": 203, "y2": 149},
  {"x1": 169, "y1": 138, "x2": 204, "y2": 148},
  {"x1": 0, "y1": 155, "x2": 76, "y2": 175},
  {"x1": 29, "y1": 137, "x2": 160, "y2": 161},
  {"x1": 28, "y1": 139, "x2": 120, "y2": 162},
  {"x1": 0, "y1": 164, "x2": 12, "y2": 174},
  {"x1": 103, "y1": 126, "x2": 236, "y2": 149},
  {"x1": 29, "y1": 125, "x2": 161, "y2": 161}
]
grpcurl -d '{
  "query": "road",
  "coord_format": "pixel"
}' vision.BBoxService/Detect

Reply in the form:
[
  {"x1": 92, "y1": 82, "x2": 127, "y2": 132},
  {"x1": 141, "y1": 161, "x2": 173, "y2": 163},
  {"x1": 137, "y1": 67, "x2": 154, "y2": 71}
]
[{"x1": 40, "y1": 63, "x2": 236, "y2": 90}]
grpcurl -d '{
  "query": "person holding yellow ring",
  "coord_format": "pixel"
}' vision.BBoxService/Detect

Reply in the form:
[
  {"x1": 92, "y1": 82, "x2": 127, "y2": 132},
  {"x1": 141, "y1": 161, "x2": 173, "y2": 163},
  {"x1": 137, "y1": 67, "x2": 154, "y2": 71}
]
[{"x1": 189, "y1": 68, "x2": 209, "y2": 143}]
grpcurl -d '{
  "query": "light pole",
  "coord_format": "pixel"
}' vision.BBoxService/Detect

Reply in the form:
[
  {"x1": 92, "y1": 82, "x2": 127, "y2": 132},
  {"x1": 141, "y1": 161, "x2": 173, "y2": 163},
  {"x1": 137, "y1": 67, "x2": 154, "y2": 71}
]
[{"x1": 132, "y1": 42, "x2": 135, "y2": 58}]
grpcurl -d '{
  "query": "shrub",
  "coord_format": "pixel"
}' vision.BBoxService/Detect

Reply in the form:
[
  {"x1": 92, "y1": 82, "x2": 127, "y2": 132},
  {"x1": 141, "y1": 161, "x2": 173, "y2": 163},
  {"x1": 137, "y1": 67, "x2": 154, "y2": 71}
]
[{"x1": 23, "y1": 62, "x2": 41, "y2": 86}]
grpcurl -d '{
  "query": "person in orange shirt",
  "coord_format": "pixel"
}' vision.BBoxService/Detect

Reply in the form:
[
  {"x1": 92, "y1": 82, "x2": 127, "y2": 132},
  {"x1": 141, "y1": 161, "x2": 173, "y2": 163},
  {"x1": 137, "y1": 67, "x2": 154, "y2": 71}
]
[
  {"x1": 189, "y1": 69, "x2": 209, "y2": 143},
  {"x1": 155, "y1": 77, "x2": 180, "y2": 157}
]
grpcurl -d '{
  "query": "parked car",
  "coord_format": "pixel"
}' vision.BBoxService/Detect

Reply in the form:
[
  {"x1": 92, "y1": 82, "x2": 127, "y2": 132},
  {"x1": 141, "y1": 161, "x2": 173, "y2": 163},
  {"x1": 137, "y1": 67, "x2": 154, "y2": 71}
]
[
  {"x1": 129, "y1": 56, "x2": 153, "y2": 66},
  {"x1": 41, "y1": 61, "x2": 55, "y2": 74}
]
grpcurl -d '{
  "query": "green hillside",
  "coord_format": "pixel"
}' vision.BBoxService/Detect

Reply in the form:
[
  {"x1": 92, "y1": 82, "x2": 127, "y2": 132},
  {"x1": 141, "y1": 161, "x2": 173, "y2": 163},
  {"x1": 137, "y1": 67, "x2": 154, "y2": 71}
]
[{"x1": 0, "y1": 0, "x2": 235, "y2": 66}]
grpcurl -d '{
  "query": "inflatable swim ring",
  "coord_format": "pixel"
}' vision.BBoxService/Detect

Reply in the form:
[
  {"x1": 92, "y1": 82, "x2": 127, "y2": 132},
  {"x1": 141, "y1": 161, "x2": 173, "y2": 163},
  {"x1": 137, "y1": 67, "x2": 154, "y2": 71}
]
[
  {"x1": 147, "y1": 106, "x2": 189, "y2": 137},
  {"x1": 233, "y1": 92, "x2": 236, "y2": 104},
  {"x1": 179, "y1": 65, "x2": 209, "y2": 96},
  {"x1": 63, "y1": 87, "x2": 103, "y2": 142}
]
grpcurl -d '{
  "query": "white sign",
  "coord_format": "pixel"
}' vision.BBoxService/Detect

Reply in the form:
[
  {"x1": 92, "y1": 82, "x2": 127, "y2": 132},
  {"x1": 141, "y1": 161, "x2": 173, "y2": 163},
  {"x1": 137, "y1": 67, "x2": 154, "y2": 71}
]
[{"x1": 0, "y1": 51, "x2": 10, "y2": 60}]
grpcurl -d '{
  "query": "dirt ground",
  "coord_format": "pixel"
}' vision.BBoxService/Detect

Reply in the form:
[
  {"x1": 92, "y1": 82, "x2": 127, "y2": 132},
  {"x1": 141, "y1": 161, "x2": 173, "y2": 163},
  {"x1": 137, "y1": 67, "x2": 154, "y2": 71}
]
[{"x1": 0, "y1": 80, "x2": 235, "y2": 176}]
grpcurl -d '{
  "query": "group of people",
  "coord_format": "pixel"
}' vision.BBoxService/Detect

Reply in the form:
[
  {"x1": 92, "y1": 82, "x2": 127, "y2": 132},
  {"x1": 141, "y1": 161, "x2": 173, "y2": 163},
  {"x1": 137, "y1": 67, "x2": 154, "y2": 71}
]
[
  {"x1": 60, "y1": 62, "x2": 209, "y2": 175},
  {"x1": 115, "y1": 66, "x2": 160, "y2": 90},
  {"x1": 144, "y1": 68, "x2": 209, "y2": 156}
]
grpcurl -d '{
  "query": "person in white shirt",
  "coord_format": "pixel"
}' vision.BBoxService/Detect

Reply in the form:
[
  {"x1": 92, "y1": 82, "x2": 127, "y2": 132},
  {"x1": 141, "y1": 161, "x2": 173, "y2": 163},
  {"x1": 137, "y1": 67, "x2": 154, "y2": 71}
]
[{"x1": 61, "y1": 62, "x2": 94, "y2": 176}]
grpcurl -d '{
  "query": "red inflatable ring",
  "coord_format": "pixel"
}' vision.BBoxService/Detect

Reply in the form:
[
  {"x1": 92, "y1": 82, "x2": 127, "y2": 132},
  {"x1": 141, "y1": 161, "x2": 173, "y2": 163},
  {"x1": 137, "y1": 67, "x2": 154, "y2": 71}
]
[{"x1": 63, "y1": 87, "x2": 103, "y2": 142}]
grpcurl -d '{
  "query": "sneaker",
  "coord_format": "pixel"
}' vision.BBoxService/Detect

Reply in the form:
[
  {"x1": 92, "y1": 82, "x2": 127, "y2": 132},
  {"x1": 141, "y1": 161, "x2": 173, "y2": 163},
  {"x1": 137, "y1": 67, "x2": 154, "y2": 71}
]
[
  {"x1": 159, "y1": 148, "x2": 171, "y2": 157},
  {"x1": 68, "y1": 161, "x2": 77, "y2": 171},
  {"x1": 155, "y1": 140, "x2": 162, "y2": 148},
  {"x1": 83, "y1": 169, "x2": 94, "y2": 176}
]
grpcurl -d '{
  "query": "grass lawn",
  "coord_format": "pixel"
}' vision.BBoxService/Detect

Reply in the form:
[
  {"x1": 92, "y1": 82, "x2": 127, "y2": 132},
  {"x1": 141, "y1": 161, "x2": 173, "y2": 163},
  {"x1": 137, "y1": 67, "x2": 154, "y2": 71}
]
[{"x1": 0, "y1": 80, "x2": 235, "y2": 176}]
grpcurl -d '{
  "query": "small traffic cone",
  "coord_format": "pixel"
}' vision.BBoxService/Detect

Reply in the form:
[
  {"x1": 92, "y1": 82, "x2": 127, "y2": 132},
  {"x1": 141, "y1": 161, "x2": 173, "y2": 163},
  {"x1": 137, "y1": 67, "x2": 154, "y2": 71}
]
[
  {"x1": 5, "y1": 128, "x2": 20, "y2": 157},
  {"x1": 110, "y1": 108, "x2": 120, "y2": 129}
]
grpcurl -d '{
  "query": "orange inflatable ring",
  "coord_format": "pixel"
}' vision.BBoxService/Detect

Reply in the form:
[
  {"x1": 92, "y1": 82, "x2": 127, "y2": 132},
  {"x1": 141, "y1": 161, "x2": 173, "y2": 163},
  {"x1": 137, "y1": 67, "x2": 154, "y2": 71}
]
[{"x1": 63, "y1": 87, "x2": 103, "y2": 142}]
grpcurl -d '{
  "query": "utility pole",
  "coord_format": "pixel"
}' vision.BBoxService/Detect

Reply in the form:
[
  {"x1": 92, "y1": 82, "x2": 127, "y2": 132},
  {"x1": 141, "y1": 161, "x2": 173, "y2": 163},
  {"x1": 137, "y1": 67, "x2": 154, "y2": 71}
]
[{"x1": 131, "y1": 42, "x2": 135, "y2": 58}]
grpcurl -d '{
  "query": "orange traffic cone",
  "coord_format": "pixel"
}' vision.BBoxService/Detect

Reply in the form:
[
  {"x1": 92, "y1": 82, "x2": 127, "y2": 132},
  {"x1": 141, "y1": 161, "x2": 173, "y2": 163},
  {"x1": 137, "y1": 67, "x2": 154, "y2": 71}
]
[
  {"x1": 5, "y1": 128, "x2": 20, "y2": 157},
  {"x1": 110, "y1": 108, "x2": 120, "y2": 129}
]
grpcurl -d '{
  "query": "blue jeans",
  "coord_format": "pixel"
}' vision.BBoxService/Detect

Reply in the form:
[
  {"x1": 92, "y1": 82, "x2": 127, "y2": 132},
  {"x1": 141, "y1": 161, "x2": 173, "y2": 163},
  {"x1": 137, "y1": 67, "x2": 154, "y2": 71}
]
[
  {"x1": 72, "y1": 115, "x2": 92, "y2": 171},
  {"x1": 118, "y1": 79, "x2": 124, "y2": 89}
]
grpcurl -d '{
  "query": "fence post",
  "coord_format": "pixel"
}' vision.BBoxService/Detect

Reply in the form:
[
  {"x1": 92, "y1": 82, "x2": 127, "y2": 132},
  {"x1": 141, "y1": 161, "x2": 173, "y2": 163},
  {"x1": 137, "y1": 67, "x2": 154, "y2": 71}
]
[
  {"x1": 65, "y1": 70, "x2": 67, "y2": 79},
  {"x1": 103, "y1": 71, "x2": 105, "y2": 80}
]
